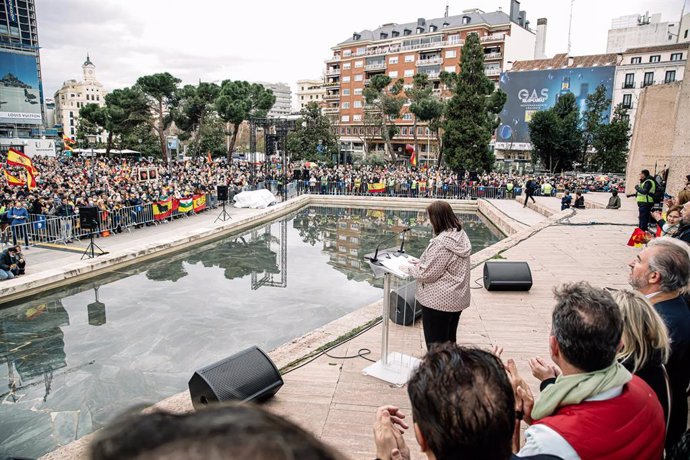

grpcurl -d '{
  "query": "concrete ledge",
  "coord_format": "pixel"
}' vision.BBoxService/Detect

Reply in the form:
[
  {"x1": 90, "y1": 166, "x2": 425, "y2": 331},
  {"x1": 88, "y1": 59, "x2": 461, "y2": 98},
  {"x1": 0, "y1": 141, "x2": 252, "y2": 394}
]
[{"x1": 477, "y1": 200, "x2": 527, "y2": 235}]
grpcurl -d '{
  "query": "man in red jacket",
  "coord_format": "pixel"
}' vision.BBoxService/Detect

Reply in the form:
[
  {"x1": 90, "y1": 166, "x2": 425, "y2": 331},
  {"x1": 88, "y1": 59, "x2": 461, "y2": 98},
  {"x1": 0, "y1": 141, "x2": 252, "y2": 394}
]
[{"x1": 515, "y1": 282, "x2": 665, "y2": 460}]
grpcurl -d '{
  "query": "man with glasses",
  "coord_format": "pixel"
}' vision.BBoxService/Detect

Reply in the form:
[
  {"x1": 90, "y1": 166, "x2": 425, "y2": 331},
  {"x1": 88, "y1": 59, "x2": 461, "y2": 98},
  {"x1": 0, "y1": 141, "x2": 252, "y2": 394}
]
[{"x1": 673, "y1": 201, "x2": 690, "y2": 244}]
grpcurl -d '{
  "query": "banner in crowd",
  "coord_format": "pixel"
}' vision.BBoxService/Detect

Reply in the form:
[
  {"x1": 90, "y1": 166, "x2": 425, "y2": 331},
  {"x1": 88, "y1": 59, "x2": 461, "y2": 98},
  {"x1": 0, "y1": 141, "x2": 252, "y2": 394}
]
[
  {"x1": 7, "y1": 147, "x2": 34, "y2": 171},
  {"x1": 368, "y1": 182, "x2": 386, "y2": 193},
  {"x1": 153, "y1": 198, "x2": 173, "y2": 221},
  {"x1": 3, "y1": 168, "x2": 25, "y2": 186},
  {"x1": 627, "y1": 228, "x2": 650, "y2": 248},
  {"x1": 193, "y1": 194, "x2": 206, "y2": 212},
  {"x1": 177, "y1": 197, "x2": 193, "y2": 213}
]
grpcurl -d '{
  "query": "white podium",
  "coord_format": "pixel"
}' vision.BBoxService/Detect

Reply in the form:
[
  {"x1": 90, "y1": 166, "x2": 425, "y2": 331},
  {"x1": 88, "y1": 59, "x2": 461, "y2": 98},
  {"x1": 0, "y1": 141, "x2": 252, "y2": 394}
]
[{"x1": 363, "y1": 248, "x2": 421, "y2": 386}]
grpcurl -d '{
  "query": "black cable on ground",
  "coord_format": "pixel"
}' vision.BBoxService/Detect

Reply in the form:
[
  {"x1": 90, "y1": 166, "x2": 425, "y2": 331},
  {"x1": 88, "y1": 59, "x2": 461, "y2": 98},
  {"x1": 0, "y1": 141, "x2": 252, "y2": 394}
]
[
  {"x1": 471, "y1": 276, "x2": 484, "y2": 289},
  {"x1": 325, "y1": 348, "x2": 375, "y2": 363}
]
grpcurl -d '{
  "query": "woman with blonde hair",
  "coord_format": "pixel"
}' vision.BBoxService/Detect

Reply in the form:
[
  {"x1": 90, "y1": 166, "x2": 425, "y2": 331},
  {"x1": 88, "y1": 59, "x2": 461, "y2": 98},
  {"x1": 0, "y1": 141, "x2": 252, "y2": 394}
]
[{"x1": 613, "y1": 289, "x2": 671, "y2": 422}]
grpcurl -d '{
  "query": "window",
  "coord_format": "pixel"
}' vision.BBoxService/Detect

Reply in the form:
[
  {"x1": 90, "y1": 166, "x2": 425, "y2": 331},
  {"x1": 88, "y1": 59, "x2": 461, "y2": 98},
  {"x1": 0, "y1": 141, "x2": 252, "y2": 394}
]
[
  {"x1": 342, "y1": 88, "x2": 350, "y2": 95},
  {"x1": 631, "y1": 57, "x2": 641, "y2": 64},
  {"x1": 622, "y1": 94, "x2": 632, "y2": 109},
  {"x1": 404, "y1": 69, "x2": 414, "y2": 77},
  {"x1": 354, "y1": 74, "x2": 363, "y2": 81},
  {"x1": 402, "y1": 113, "x2": 412, "y2": 120},
  {"x1": 343, "y1": 50, "x2": 352, "y2": 57},
  {"x1": 685, "y1": 29, "x2": 689, "y2": 39},
  {"x1": 353, "y1": 100, "x2": 362, "y2": 108},
  {"x1": 402, "y1": 127, "x2": 408, "y2": 135},
  {"x1": 670, "y1": 52, "x2": 683, "y2": 61},
  {"x1": 665, "y1": 70, "x2": 676, "y2": 83},
  {"x1": 355, "y1": 60, "x2": 363, "y2": 68},
  {"x1": 444, "y1": 66, "x2": 456, "y2": 73},
  {"x1": 445, "y1": 50, "x2": 456, "y2": 58},
  {"x1": 342, "y1": 102, "x2": 350, "y2": 109},
  {"x1": 448, "y1": 34, "x2": 460, "y2": 44},
  {"x1": 624, "y1": 73, "x2": 635, "y2": 88},
  {"x1": 343, "y1": 75, "x2": 351, "y2": 82},
  {"x1": 388, "y1": 71, "x2": 398, "y2": 77},
  {"x1": 649, "y1": 55, "x2": 660, "y2": 63},
  {"x1": 354, "y1": 88, "x2": 363, "y2": 95},
  {"x1": 389, "y1": 56, "x2": 398, "y2": 64},
  {"x1": 356, "y1": 47, "x2": 365, "y2": 55},
  {"x1": 643, "y1": 72, "x2": 654, "y2": 87},
  {"x1": 343, "y1": 62, "x2": 351, "y2": 69},
  {"x1": 353, "y1": 114, "x2": 362, "y2": 121},
  {"x1": 404, "y1": 54, "x2": 415, "y2": 63},
  {"x1": 341, "y1": 115, "x2": 350, "y2": 122}
]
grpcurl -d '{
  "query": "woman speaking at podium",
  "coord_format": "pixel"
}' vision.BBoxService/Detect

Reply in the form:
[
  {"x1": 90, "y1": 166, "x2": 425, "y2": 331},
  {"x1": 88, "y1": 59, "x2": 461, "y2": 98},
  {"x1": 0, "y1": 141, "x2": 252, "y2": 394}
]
[{"x1": 401, "y1": 201, "x2": 472, "y2": 349}]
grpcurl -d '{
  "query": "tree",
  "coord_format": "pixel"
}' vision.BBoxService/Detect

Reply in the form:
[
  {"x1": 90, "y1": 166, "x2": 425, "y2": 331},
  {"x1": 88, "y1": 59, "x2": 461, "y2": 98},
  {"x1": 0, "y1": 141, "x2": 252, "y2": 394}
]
[
  {"x1": 529, "y1": 93, "x2": 583, "y2": 172},
  {"x1": 286, "y1": 102, "x2": 337, "y2": 162},
  {"x1": 406, "y1": 73, "x2": 444, "y2": 164},
  {"x1": 77, "y1": 103, "x2": 106, "y2": 147},
  {"x1": 591, "y1": 103, "x2": 630, "y2": 172},
  {"x1": 136, "y1": 72, "x2": 181, "y2": 163},
  {"x1": 215, "y1": 81, "x2": 276, "y2": 161},
  {"x1": 363, "y1": 74, "x2": 405, "y2": 161},
  {"x1": 582, "y1": 84, "x2": 611, "y2": 166},
  {"x1": 442, "y1": 33, "x2": 506, "y2": 172},
  {"x1": 172, "y1": 82, "x2": 221, "y2": 157}
]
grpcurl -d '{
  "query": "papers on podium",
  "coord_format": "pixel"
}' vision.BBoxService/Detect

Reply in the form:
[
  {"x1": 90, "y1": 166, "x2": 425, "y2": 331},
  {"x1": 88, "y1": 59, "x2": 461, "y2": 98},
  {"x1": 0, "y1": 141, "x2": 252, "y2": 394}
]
[{"x1": 378, "y1": 253, "x2": 417, "y2": 279}]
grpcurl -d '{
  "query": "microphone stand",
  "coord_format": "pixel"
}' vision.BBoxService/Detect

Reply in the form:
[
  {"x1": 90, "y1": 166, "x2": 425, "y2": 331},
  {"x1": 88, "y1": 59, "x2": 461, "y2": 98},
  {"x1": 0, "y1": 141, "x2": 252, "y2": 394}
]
[
  {"x1": 368, "y1": 228, "x2": 411, "y2": 263},
  {"x1": 398, "y1": 228, "x2": 411, "y2": 254}
]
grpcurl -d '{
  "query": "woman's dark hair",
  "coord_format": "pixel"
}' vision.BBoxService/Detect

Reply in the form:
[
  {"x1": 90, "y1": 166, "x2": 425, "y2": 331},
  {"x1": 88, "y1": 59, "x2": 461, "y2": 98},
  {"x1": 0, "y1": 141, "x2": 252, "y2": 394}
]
[{"x1": 427, "y1": 200, "x2": 462, "y2": 235}]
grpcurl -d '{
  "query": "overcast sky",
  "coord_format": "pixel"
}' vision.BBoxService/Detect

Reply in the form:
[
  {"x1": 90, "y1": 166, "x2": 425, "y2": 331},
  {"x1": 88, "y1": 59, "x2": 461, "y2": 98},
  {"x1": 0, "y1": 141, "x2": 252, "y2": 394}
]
[{"x1": 36, "y1": 0, "x2": 687, "y2": 109}]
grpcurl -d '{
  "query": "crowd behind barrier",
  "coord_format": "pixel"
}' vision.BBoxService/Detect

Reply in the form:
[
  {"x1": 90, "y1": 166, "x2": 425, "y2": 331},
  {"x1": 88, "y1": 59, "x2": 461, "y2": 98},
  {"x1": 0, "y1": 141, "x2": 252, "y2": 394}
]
[{"x1": 0, "y1": 155, "x2": 627, "y2": 250}]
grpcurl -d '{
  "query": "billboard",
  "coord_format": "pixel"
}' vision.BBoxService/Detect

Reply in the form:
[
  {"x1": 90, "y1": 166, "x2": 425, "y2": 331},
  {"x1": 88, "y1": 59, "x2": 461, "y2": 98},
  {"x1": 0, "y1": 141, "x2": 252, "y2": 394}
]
[
  {"x1": 496, "y1": 66, "x2": 616, "y2": 149},
  {"x1": 0, "y1": 50, "x2": 43, "y2": 125}
]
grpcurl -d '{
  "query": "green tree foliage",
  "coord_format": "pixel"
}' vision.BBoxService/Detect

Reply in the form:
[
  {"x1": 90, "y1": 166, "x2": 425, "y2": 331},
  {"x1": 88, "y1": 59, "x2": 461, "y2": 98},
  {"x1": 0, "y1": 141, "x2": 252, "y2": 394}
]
[
  {"x1": 136, "y1": 72, "x2": 181, "y2": 163},
  {"x1": 173, "y1": 82, "x2": 221, "y2": 157},
  {"x1": 528, "y1": 93, "x2": 583, "y2": 172},
  {"x1": 215, "y1": 81, "x2": 276, "y2": 161},
  {"x1": 77, "y1": 103, "x2": 105, "y2": 147},
  {"x1": 286, "y1": 102, "x2": 337, "y2": 162},
  {"x1": 441, "y1": 33, "x2": 506, "y2": 172},
  {"x1": 406, "y1": 73, "x2": 444, "y2": 163},
  {"x1": 582, "y1": 84, "x2": 611, "y2": 164},
  {"x1": 363, "y1": 74, "x2": 405, "y2": 161},
  {"x1": 592, "y1": 103, "x2": 630, "y2": 172}
]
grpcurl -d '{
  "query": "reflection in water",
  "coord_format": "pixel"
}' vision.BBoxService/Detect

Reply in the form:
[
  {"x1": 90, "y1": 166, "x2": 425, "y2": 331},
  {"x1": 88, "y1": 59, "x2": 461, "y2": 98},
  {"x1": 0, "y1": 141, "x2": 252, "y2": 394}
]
[{"x1": 0, "y1": 206, "x2": 502, "y2": 458}]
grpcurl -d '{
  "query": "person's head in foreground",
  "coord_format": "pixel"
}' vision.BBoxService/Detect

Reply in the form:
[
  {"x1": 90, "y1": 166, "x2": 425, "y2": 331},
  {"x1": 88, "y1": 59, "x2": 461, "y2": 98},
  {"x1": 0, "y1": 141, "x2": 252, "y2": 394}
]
[
  {"x1": 426, "y1": 200, "x2": 462, "y2": 236},
  {"x1": 629, "y1": 237, "x2": 690, "y2": 296},
  {"x1": 406, "y1": 344, "x2": 517, "y2": 460},
  {"x1": 90, "y1": 403, "x2": 342, "y2": 460}
]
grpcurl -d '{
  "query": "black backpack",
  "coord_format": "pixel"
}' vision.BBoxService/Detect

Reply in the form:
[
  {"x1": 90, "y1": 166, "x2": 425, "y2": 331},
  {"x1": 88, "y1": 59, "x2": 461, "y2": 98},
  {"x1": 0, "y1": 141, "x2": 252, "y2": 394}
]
[{"x1": 652, "y1": 175, "x2": 665, "y2": 204}]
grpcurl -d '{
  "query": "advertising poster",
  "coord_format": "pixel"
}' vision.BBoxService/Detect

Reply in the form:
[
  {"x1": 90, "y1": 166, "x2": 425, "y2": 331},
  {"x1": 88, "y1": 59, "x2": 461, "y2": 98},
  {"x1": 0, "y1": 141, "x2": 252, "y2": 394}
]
[
  {"x1": 0, "y1": 50, "x2": 43, "y2": 125},
  {"x1": 496, "y1": 66, "x2": 616, "y2": 149}
]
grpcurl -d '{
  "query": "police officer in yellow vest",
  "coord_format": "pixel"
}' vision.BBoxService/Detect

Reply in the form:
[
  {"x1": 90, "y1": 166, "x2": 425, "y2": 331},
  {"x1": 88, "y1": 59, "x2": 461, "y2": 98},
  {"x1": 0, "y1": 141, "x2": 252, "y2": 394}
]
[
  {"x1": 506, "y1": 181, "x2": 514, "y2": 198},
  {"x1": 630, "y1": 169, "x2": 656, "y2": 231},
  {"x1": 542, "y1": 181, "x2": 553, "y2": 197}
]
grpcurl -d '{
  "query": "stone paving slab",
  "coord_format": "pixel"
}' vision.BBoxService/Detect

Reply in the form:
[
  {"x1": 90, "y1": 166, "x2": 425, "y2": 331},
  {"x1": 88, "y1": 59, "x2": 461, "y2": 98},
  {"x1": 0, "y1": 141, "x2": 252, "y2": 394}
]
[{"x1": 36, "y1": 194, "x2": 646, "y2": 460}]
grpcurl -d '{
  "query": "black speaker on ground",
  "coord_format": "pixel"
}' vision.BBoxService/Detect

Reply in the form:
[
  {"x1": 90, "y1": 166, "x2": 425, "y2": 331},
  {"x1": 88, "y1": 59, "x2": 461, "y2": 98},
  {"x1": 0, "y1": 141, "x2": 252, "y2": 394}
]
[
  {"x1": 217, "y1": 185, "x2": 229, "y2": 201},
  {"x1": 79, "y1": 206, "x2": 99, "y2": 230},
  {"x1": 188, "y1": 346, "x2": 283, "y2": 409},
  {"x1": 389, "y1": 281, "x2": 421, "y2": 326},
  {"x1": 483, "y1": 261, "x2": 532, "y2": 291}
]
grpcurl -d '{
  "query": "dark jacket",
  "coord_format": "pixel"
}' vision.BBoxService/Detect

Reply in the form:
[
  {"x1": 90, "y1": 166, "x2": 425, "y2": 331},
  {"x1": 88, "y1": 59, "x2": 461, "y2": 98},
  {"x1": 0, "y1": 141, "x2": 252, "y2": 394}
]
[
  {"x1": 674, "y1": 223, "x2": 690, "y2": 244},
  {"x1": 0, "y1": 249, "x2": 15, "y2": 271},
  {"x1": 620, "y1": 352, "x2": 668, "y2": 423}
]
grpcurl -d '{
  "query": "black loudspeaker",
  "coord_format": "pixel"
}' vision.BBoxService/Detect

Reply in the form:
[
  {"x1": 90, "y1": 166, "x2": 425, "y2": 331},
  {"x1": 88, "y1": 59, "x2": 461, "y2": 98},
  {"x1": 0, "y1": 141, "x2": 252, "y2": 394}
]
[
  {"x1": 483, "y1": 261, "x2": 532, "y2": 291},
  {"x1": 79, "y1": 206, "x2": 99, "y2": 230},
  {"x1": 188, "y1": 346, "x2": 283, "y2": 409},
  {"x1": 389, "y1": 281, "x2": 422, "y2": 325},
  {"x1": 217, "y1": 185, "x2": 229, "y2": 201}
]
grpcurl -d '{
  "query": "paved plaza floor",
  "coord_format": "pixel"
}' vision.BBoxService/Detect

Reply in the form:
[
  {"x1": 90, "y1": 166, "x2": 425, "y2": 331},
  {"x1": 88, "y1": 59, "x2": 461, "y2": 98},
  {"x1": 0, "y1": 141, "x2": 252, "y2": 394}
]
[{"x1": 20, "y1": 193, "x2": 646, "y2": 460}]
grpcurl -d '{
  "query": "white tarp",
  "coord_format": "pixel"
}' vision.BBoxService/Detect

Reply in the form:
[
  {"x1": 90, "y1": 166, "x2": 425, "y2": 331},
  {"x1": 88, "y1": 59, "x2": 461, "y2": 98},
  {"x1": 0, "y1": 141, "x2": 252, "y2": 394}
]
[{"x1": 233, "y1": 189, "x2": 276, "y2": 209}]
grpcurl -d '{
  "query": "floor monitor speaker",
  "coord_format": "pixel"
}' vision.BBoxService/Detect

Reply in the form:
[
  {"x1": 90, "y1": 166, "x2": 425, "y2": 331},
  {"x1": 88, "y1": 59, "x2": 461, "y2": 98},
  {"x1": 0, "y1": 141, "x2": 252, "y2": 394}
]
[
  {"x1": 483, "y1": 261, "x2": 532, "y2": 291},
  {"x1": 188, "y1": 346, "x2": 283, "y2": 409},
  {"x1": 389, "y1": 281, "x2": 421, "y2": 325}
]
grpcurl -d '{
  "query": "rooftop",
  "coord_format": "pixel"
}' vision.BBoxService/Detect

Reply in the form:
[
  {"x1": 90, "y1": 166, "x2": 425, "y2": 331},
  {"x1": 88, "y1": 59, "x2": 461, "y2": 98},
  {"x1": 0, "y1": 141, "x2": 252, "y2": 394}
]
[
  {"x1": 510, "y1": 53, "x2": 619, "y2": 71},
  {"x1": 624, "y1": 42, "x2": 690, "y2": 55}
]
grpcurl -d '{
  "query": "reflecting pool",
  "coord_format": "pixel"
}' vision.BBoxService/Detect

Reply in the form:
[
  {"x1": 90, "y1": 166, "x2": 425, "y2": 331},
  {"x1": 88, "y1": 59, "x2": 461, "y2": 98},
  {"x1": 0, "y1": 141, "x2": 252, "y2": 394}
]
[{"x1": 0, "y1": 206, "x2": 503, "y2": 458}]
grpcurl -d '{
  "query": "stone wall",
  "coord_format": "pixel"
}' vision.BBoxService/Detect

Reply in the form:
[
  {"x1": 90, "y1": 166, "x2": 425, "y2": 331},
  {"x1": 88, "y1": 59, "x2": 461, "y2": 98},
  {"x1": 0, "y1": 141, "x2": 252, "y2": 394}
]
[{"x1": 666, "y1": 56, "x2": 690, "y2": 197}]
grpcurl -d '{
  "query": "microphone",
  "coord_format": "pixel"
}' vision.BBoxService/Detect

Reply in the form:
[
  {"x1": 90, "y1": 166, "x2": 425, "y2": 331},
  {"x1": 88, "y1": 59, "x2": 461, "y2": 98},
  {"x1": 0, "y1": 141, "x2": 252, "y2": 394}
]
[
  {"x1": 398, "y1": 227, "x2": 411, "y2": 254},
  {"x1": 368, "y1": 227, "x2": 411, "y2": 262}
]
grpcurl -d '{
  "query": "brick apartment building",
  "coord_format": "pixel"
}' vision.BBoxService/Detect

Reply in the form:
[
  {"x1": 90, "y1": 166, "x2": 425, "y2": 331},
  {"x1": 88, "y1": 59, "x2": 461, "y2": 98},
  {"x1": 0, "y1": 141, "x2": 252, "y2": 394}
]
[{"x1": 324, "y1": 0, "x2": 542, "y2": 163}]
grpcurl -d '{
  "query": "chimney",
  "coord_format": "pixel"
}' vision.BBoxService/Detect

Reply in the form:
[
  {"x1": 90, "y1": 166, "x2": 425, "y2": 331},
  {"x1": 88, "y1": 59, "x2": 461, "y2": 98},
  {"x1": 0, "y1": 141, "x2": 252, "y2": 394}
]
[
  {"x1": 417, "y1": 18, "x2": 426, "y2": 27},
  {"x1": 510, "y1": 0, "x2": 520, "y2": 23},
  {"x1": 534, "y1": 18, "x2": 547, "y2": 59},
  {"x1": 519, "y1": 10, "x2": 527, "y2": 27}
]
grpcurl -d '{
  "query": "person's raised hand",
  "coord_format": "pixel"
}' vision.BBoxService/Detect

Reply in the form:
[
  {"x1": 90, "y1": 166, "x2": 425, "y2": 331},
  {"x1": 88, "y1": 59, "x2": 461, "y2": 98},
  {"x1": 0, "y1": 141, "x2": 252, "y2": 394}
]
[
  {"x1": 516, "y1": 384, "x2": 535, "y2": 425},
  {"x1": 528, "y1": 357, "x2": 560, "y2": 381},
  {"x1": 374, "y1": 406, "x2": 410, "y2": 460},
  {"x1": 491, "y1": 345, "x2": 504, "y2": 360}
]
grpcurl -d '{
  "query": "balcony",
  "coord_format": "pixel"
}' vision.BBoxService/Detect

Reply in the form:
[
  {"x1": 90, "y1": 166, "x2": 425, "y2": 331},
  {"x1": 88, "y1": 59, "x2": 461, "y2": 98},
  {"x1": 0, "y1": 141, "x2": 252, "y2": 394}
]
[
  {"x1": 326, "y1": 55, "x2": 341, "y2": 63},
  {"x1": 484, "y1": 67, "x2": 501, "y2": 77},
  {"x1": 326, "y1": 68, "x2": 341, "y2": 76},
  {"x1": 421, "y1": 71, "x2": 441, "y2": 80},
  {"x1": 323, "y1": 107, "x2": 340, "y2": 114},
  {"x1": 324, "y1": 80, "x2": 340, "y2": 88},
  {"x1": 480, "y1": 33, "x2": 506, "y2": 42},
  {"x1": 416, "y1": 56, "x2": 443, "y2": 66},
  {"x1": 622, "y1": 82, "x2": 636, "y2": 89},
  {"x1": 364, "y1": 62, "x2": 386, "y2": 71},
  {"x1": 484, "y1": 52, "x2": 502, "y2": 60},
  {"x1": 323, "y1": 93, "x2": 341, "y2": 100}
]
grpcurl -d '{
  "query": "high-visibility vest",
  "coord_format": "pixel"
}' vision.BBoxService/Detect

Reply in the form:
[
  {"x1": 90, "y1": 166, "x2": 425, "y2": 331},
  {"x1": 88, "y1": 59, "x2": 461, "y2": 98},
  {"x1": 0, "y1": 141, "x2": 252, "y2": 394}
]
[
  {"x1": 543, "y1": 183, "x2": 553, "y2": 195},
  {"x1": 506, "y1": 183, "x2": 514, "y2": 191},
  {"x1": 636, "y1": 179, "x2": 656, "y2": 204}
]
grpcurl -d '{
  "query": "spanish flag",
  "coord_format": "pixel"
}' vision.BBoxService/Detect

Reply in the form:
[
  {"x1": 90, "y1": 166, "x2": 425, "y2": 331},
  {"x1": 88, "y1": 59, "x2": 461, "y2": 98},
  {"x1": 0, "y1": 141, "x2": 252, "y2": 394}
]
[
  {"x1": 193, "y1": 194, "x2": 207, "y2": 212},
  {"x1": 6, "y1": 148, "x2": 34, "y2": 172},
  {"x1": 153, "y1": 198, "x2": 173, "y2": 221},
  {"x1": 367, "y1": 182, "x2": 386, "y2": 193},
  {"x1": 3, "y1": 169, "x2": 26, "y2": 187},
  {"x1": 406, "y1": 144, "x2": 417, "y2": 167},
  {"x1": 63, "y1": 135, "x2": 76, "y2": 145}
]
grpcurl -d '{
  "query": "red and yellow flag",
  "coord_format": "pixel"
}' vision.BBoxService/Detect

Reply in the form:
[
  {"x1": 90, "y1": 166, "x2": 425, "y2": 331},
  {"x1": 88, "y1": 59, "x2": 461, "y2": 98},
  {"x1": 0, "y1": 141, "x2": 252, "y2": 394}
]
[
  {"x1": 7, "y1": 148, "x2": 34, "y2": 171},
  {"x1": 207, "y1": 151, "x2": 212, "y2": 164},
  {"x1": 3, "y1": 169, "x2": 26, "y2": 187},
  {"x1": 406, "y1": 144, "x2": 417, "y2": 167},
  {"x1": 367, "y1": 182, "x2": 387, "y2": 193},
  {"x1": 63, "y1": 135, "x2": 76, "y2": 145}
]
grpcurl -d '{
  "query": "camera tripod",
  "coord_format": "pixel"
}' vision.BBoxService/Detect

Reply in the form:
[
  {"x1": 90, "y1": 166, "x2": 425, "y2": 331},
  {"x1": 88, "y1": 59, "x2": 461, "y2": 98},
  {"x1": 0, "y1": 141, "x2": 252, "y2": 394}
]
[
  {"x1": 215, "y1": 200, "x2": 232, "y2": 223},
  {"x1": 81, "y1": 230, "x2": 107, "y2": 259}
]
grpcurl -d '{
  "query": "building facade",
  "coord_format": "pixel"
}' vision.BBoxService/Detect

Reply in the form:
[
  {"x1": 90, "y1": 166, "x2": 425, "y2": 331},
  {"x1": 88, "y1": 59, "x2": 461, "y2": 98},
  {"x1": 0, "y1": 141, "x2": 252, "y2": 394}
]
[
  {"x1": 295, "y1": 78, "x2": 325, "y2": 111},
  {"x1": 325, "y1": 0, "x2": 538, "y2": 163},
  {"x1": 255, "y1": 81, "x2": 292, "y2": 118},
  {"x1": 0, "y1": 0, "x2": 44, "y2": 137},
  {"x1": 54, "y1": 55, "x2": 107, "y2": 142},
  {"x1": 613, "y1": 43, "x2": 687, "y2": 131},
  {"x1": 607, "y1": 13, "x2": 680, "y2": 53}
]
